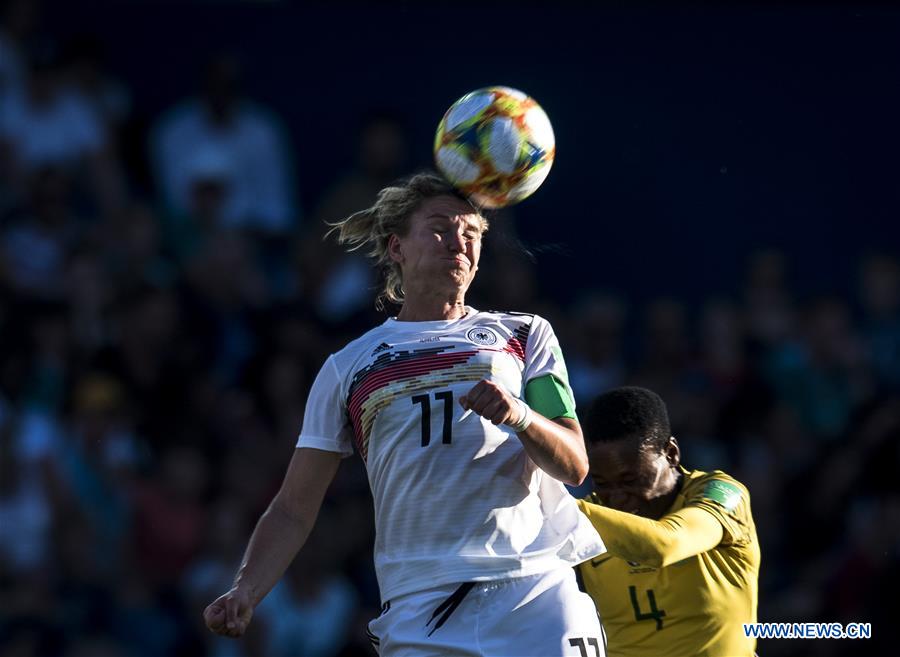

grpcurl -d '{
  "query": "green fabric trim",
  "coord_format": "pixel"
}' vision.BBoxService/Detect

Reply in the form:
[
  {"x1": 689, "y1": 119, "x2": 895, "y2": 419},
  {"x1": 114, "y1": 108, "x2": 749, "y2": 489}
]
[
  {"x1": 701, "y1": 480, "x2": 742, "y2": 512},
  {"x1": 525, "y1": 374, "x2": 576, "y2": 420}
]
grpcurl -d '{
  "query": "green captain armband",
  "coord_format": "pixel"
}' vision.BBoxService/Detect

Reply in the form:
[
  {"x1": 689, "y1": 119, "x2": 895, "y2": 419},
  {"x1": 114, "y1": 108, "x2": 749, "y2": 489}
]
[{"x1": 525, "y1": 374, "x2": 577, "y2": 420}]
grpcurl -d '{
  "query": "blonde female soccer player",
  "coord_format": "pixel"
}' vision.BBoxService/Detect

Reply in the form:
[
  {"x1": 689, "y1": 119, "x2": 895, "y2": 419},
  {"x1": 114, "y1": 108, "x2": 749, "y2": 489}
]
[{"x1": 203, "y1": 173, "x2": 607, "y2": 656}]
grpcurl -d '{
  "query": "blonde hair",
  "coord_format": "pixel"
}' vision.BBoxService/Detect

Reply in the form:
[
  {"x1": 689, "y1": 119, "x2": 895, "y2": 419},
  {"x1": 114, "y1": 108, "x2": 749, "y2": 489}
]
[{"x1": 327, "y1": 172, "x2": 489, "y2": 309}]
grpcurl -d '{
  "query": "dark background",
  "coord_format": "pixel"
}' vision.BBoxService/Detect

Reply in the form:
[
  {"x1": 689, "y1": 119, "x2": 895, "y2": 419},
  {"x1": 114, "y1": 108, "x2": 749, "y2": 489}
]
[{"x1": 45, "y1": 2, "x2": 900, "y2": 301}]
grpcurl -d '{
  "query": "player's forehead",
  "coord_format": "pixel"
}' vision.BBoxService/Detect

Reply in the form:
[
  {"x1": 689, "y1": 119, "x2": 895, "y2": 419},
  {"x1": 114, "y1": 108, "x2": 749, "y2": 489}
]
[
  {"x1": 414, "y1": 195, "x2": 483, "y2": 229},
  {"x1": 588, "y1": 438, "x2": 655, "y2": 478}
]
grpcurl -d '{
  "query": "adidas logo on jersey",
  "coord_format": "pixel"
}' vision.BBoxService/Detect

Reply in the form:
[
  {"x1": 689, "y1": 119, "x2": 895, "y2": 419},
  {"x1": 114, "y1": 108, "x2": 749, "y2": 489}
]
[{"x1": 371, "y1": 342, "x2": 392, "y2": 356}]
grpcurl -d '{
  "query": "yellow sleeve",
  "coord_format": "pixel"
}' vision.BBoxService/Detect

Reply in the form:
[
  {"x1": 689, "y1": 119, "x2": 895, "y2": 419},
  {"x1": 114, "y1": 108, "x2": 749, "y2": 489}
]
[
  {"x1": 577, "y1": 499, "x2": 724, "y2": 568},
  {"x1": 682, "y1": 474, "x2": 754, "y2": 547}
]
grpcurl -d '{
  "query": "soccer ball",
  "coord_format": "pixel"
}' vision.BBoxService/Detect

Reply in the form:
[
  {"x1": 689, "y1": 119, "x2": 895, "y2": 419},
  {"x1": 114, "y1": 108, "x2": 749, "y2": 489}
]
[{"x1": 434, "y1": 86, "x2": 555, "y2": 209}]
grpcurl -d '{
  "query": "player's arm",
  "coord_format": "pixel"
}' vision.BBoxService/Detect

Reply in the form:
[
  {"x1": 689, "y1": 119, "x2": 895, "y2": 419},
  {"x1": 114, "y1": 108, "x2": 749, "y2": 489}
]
[
  {"x1": 578, "y1": 500, "x2": 723, "y2": 568},
  {"x1": 516, "y1": 414, "x2": 587, "y2": 486},
  {"x1": 203, "y1": 447, "x2": 341, "y2": 637},
  {"x1": 460, "y1": 376, "x2": 588, "y2": 486}
]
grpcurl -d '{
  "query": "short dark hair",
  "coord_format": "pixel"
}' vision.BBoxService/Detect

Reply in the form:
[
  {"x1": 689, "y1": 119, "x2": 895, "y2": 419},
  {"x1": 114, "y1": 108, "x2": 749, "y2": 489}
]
[{"x1": 584, "y1": 387, "x2": 671, "y2": 450}]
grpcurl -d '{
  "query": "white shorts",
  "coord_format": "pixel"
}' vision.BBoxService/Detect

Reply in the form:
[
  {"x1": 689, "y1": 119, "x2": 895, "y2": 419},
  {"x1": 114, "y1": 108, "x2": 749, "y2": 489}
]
[{"x1": 367, "y1": 567, "x2": 606, "y2": 657}]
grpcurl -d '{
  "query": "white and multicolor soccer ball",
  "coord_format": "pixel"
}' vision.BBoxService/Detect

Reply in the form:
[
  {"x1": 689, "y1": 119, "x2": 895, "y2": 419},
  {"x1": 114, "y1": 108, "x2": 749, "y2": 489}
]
[{"x1": 434, "y1": 86, "x2": 555, "y2": 209}]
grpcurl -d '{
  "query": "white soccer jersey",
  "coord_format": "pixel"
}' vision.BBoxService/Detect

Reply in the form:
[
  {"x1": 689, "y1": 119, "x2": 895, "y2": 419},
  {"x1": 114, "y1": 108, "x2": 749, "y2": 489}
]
[{"x1": 297, "y1": 308, "x2": 605, "y2": 602}]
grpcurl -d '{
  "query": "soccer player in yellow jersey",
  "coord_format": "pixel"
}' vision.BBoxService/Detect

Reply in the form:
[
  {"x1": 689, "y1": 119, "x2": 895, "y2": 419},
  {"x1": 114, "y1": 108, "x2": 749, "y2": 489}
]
[{"x1": 576, "y1": 387, "x2": 760, "y2": 657}]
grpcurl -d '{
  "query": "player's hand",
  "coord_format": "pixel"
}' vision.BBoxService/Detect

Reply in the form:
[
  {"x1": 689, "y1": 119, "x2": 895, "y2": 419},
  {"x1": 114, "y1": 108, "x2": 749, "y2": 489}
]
[
  {"x1": 203, "y1": 588, "x2": 254, "y2": 638},
  {"x1": 460, "y1": 379, "x2": 522, "y2": 426}
]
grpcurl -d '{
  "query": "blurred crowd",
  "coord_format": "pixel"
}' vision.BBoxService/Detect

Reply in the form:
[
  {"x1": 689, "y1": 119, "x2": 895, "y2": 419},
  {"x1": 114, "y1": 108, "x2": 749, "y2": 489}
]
[{"x1": 0, "y1": 2, "x2": 897, "y2": 656}]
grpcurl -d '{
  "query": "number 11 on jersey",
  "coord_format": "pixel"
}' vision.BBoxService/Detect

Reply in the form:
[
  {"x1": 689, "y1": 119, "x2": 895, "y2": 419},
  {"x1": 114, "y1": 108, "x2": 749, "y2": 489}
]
[{"x1": 411, "y1": 390, "x2": 454, "y2": 447}]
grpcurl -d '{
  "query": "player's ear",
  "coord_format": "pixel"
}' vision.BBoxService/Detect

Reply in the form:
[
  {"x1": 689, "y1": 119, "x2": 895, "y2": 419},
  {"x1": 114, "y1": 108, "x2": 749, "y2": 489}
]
[
  {"x1": 388, "y1": 234, "x2": 403, "y2": 264},
  {"x1": 665, "y1": 436, "x2": 680, "y2": 467}
]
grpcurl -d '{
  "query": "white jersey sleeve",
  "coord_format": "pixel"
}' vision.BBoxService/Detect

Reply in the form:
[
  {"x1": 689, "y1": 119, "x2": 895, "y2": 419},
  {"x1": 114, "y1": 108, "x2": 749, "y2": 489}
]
[
  {"x1": 522, "y1": 315, "x2": 576, "y2": 412},
  {"x1": 296, "y1": 355, "x2": 354, "y2": 457},
  {"x1": 523, "y1": 315, "x2": 570, "y2": 384}
]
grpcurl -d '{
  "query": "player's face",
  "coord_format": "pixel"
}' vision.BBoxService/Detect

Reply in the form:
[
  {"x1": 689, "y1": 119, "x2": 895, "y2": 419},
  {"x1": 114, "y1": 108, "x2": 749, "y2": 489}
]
[
  {"x1": 390, "y1": 196, "x2": 483, "y2": 295},
  {"x1": 587, "y1": 437, "x2": 681, "y2": 519}
]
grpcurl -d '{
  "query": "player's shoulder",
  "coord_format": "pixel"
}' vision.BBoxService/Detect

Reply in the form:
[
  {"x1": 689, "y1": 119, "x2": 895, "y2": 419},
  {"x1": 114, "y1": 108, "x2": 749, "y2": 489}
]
[
  {"x1": 482, "y1": 309, "x2": 557, "y2": 333},
  {"x1": 482, "y1": 308, "x2": 536, "y2": 322},
  {"x1": 684, "y1": 466, "x2": 746, "y2": 487},
  {"x1": 681, "y1": 467, "x2": 749, "y2": 512}
]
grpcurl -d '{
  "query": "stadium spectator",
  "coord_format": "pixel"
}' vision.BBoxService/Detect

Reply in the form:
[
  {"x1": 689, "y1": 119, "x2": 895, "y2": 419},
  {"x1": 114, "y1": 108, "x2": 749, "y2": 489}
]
[
  {"x1": 312, "y1": 111, "x2": 409, "y2": 228},
  {"x1": 151, "y1": 53, "x2": 296, "y2": 234},
  {"x1": 98, "y1": 202, "x2": 177, "y2": 292},
  {"x1": 697, "y1": 298, "x2": 747, "y2": 396},
  {"x1": 0, "y1": 0, "x2": 39, "y2": 100},
  {"x1": 567, "y1": 292, "x2": 628, "y2": 404},
  {"x1": 1, "y1": 166, "x2": 78, "y2": 300},
  {"x1": 302, "y1": 112, "x2": 410, "y2": 325},
  {"x1": 131, "y1": 445, "x2": 210, "y2": 585},
  {"x1": 763, "y1": 297, "x2": 868, "y2": 440},
  {"x1": 859, "y1": 253, "x2": 900, "y2": 391},
  {"x1": 0, "y1": 402, "x2": 54, "y2": 574},
  {"x1": 743, "y1": 248, "x2": 795, "y2": 347},
  {"x1": 253, "y1": 511, "x2": 359, "y2": 657},
  {"x1": 0, "y1": 42, "x2": 124, "y2": 213},
  {"x1": 60, "y1": 34, "x2": 130, "y2": 135},
  {"x1": 159, "y1": 143, "x2": 236, "y2": 265}
]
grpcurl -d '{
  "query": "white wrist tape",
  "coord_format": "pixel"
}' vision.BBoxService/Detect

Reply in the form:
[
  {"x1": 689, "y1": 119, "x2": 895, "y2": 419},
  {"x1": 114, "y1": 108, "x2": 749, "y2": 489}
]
[{"x1": 507, "y1": 398, "x2": 533, "y2": 433}]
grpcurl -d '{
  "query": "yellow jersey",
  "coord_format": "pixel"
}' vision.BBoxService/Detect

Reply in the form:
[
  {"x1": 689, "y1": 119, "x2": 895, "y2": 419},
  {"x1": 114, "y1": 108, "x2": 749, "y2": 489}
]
[{"x1": 577, "y1": 466, "x2": 760, "y2": 657}]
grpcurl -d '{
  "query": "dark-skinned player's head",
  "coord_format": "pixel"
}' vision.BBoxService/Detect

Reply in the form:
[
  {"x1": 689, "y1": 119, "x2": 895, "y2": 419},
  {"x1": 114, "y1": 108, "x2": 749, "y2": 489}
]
[{"x1": 583, "y1": 387, "x2": 681, "y2": 519}]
